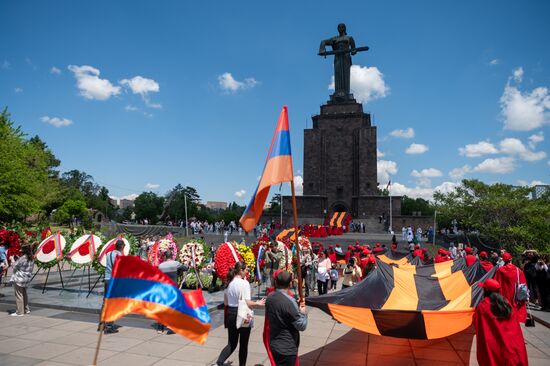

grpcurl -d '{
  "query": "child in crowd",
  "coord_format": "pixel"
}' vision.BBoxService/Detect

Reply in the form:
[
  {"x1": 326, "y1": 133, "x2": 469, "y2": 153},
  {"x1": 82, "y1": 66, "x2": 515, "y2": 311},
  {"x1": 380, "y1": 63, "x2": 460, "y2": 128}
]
[{"x1": 329, "y1": 264, "x2": 338, "y2": 291}]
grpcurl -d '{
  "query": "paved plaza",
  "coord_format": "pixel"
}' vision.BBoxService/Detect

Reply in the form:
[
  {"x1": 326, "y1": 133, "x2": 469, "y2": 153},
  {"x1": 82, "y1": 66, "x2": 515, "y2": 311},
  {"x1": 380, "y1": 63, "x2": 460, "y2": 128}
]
[{"x1": 1, "y1": 294, "x2": 550, "y2": 365}]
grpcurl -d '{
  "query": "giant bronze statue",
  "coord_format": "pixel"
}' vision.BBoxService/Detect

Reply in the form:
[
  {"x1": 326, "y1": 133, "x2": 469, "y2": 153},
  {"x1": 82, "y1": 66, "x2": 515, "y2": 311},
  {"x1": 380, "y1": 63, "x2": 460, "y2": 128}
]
[{"x1": 319, "y1": 23, "x2": 369, "y2": 102}]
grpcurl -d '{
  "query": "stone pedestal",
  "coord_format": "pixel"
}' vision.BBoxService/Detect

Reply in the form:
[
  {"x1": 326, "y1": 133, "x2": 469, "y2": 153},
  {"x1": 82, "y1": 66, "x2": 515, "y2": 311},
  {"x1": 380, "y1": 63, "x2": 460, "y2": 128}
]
[{"x1": 283, "y1": 101, "x2": 401, "y2": 222}]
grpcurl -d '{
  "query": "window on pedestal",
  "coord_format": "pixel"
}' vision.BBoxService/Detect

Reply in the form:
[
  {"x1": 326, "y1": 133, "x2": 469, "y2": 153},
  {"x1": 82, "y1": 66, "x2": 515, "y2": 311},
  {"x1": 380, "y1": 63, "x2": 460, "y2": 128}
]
[{"x1": 336, "y1": 186, "x2": 343, "y2": 198}]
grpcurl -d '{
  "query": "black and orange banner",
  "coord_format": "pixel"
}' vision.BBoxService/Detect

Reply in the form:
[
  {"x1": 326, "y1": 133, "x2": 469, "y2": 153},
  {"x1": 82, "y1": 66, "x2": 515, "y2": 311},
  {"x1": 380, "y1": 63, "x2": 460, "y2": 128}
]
[{"x1": 306, "y1": 252, "x2": 495, "y2": 339}]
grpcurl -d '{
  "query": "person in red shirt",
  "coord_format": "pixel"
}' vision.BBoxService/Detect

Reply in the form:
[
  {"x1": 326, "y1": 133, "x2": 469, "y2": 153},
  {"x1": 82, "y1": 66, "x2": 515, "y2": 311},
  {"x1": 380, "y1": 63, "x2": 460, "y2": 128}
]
[
  {"x1": 344, "y1": 247, "x2": 352, "y2": 262},
  {"x1": 473, "y1": 278, "x2": 528, "y2": 366},
  {"x1": 373, "y1": 243, "x2": 383, "y2": 254},
  {"x1": 465, "y1": 246, "x2": 477, "y2": 267},
  {"x1": 327, "y1": 245, "x2": 337, "y2": 264},
  {"x1": 479, "y1": 251, "x2": 494, "y2": 272},
  {"x1": 434, "y1": 248, "x2": 451, "y2": 263},
  {"x1": 412, "y1": 244, "x2": 424, "y2": 261},
  {"x1": 494, "y1": 252, "x2": 527, "y2": 323}
]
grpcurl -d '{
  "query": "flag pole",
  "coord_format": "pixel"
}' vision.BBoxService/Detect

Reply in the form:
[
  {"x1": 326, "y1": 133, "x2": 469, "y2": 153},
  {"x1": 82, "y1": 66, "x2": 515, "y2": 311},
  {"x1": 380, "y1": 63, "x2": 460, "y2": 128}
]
[
  {"x1": 92, "y1": 321, "x2": 105, "y2": 365},
  {"x1": 290, "y1": 179, "x2": 304, "y2": 302}
]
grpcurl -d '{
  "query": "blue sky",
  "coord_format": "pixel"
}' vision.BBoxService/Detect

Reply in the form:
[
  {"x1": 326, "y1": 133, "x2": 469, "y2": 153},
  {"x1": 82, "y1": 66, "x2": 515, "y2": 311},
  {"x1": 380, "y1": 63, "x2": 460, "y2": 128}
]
[{"x1": 1, "y1": 0, "x2": 549, "y2": 204}]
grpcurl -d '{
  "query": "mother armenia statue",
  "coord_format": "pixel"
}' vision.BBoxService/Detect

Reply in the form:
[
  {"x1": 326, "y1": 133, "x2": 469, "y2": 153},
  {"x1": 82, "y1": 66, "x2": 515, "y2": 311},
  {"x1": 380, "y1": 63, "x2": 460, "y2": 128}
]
[{"x1": 319, "y1": 23, "x2": 369, "y2": 103}]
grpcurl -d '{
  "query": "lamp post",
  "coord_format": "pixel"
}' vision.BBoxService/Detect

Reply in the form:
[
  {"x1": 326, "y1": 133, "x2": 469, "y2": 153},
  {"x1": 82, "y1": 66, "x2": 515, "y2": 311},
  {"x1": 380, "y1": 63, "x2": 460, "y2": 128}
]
[{"x1": 184, "y1": 193, "x2": 188, "y2": 237}]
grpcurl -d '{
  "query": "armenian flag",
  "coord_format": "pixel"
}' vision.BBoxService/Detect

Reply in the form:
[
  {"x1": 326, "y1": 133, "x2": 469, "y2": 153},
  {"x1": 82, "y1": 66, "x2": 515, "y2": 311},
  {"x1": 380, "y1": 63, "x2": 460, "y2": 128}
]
[
  {"x1": 240, "y1": 106, "x2": 294, "y2": 232},
  {"x1": 101, "y1": 256, "x2": 211, "y2": 344}
]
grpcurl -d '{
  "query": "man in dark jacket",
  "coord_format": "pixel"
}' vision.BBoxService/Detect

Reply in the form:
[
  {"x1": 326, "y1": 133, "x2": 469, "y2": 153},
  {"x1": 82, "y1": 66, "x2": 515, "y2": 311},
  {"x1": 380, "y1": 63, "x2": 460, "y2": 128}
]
[{"x1": 266, "y1": 271, "x2": 308, "y2": 366}]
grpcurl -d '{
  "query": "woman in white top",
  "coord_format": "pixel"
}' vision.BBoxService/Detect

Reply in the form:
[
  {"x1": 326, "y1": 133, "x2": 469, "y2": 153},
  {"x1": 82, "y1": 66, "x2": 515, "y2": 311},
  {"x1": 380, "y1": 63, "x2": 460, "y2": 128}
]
[
  {"x1": 216, "y1": 262, "x2": 265, "y2": 366},
  {"x1": 316, "y1": 250, "x2": 332, "y2": 295}
]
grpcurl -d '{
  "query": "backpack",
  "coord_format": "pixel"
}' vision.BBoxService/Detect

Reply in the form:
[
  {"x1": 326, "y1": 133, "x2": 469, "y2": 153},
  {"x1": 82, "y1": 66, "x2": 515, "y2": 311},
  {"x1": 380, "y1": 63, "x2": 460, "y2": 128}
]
[{"x1": 515, "y1": 267, "x2": 530, "y2": 302}]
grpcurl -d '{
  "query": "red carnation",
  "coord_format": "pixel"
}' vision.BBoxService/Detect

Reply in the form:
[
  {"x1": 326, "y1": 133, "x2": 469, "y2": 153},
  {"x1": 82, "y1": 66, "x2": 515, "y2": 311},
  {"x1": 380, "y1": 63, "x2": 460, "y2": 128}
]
[{"x1": 214, "y1": 242, "x2": 243, "y2": 281}]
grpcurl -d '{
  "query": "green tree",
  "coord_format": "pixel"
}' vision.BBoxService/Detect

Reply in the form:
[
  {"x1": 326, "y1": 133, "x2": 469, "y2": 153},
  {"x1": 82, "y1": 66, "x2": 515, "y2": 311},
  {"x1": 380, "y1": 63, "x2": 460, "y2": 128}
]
[
  {"x1": 433, "y1": 179, "x2": 550, "y2": 255},
  {"x1": 401, "y1": 196, "x2": 435, "y2": 216},
  {"x1": 0, "y1": 109, "x2": 52, "y2": 222},
  {"x1": 134, "y1": 192, "x2": 164, "y2": 224},
  {"x1": 268, "y1": 194, "x2": 281, "y2": 214},
  {"x1": 53, "y1": 197, "x2": 89, "y2": 224},
  {"x1": 163, "y1": 184, "x2": 202, "y2": 221}
]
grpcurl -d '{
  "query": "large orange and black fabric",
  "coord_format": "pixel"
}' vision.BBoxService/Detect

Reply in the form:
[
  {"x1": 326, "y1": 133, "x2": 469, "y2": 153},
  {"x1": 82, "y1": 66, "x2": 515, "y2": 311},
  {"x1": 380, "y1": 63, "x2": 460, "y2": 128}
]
[
  {"x1": 329, "y1": 212, "x2": 339, "y2": 226},
  {"x1": 274, "y1": 228, "x2": 301, "y2": 242},
  {"x1": 306, "y1": 255, "x2": 496, "y2": 339}
]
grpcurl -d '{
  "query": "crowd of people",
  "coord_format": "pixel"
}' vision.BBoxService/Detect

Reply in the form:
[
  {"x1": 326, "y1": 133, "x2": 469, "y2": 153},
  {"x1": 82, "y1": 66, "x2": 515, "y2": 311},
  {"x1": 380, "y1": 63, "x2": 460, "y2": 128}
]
[{"x1": 1, "y1": 227, "x2": 548, "y2": 366}]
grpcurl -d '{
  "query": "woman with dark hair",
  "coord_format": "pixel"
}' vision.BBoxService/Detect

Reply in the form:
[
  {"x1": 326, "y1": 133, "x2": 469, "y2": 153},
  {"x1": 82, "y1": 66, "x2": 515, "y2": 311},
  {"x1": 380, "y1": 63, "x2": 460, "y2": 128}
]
[
  {"x1": 316, "y1": 250, "x2": 331, "y2": 295},
  {"x1": 474, "y1": 279, "x2": 528, "y2": 366},
  {"x1": 215, "y1": 262, "x2": 265, "y2": 366},
  {"x1": 9, "y1": 245, "x2": 34, "y2": 316}
]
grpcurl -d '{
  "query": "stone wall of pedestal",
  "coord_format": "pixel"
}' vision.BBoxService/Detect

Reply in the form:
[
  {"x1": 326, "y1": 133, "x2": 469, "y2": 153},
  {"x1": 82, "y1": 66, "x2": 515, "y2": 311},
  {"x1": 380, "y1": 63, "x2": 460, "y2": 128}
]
[{"x1": 303, "y1": 102, "x2": 378, "y2": 215}]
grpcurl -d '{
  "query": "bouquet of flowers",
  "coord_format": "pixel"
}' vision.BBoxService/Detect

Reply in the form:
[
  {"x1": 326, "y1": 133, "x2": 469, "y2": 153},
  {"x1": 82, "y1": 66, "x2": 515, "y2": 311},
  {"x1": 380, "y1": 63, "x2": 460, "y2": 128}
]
[
  {"x1": 0, "y1": 229, "x2": 22, "y2": 260},
  {"x1": 148, "y1": 233, "x2": 177, "y2": 266},
  {"x1": 298, "y1": 236, "x2": 311, "y2": 250},
  {"x1": 236, "y1": 244, "x2": 255, "y2": 277},
  {"x1": 214, "y1": 242, "x2": 242, "y2": 281},
  {"x1": 179, "y1": 241, "x2": 205, "y2": 268}
]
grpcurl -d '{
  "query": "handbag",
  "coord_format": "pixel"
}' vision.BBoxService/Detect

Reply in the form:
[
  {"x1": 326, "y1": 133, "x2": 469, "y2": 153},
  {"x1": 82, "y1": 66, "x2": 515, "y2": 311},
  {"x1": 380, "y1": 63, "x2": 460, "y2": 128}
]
[
  {"x1": 236, "y1": 289, "x2": 254, "y2": 328},
  {"x1": 515, "y1": 268, "x2": 530, "y2": 302}
]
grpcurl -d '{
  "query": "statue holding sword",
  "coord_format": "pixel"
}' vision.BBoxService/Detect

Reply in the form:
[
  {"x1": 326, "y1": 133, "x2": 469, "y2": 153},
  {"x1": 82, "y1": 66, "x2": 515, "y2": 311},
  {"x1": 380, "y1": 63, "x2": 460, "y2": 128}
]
[{"x1": 319, "y1": 23, "x2": 369, "y2": 102}]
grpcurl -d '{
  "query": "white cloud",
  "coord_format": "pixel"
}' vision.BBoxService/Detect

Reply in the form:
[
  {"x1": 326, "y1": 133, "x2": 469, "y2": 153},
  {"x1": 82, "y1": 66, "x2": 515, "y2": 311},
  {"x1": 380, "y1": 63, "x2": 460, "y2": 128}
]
[
  {"x1": 377, "y1": 149, "x2": 385, "y2": 158},
  {"x1": 294, "y1": 175, "x2": 303, "y2": 195},
  {"x1": 389, "y1": 127, "x2": 415, "y2": 139},
  {"x1": 377, "y1": 160, "x2": 398, "y2": 183},
  {"x1": 50, "y1": 66, "x2": 61, "y2": 75},
  {"x1": 40, "y1": 116, "x2": 73, "y2": 128},
  {"x1": 411, "y1": 168, "x2": 443, "y2": 178},
  {"x1": 458, "y1": 141, "x2": 499, "y2": 157},
  {"x1": 517, "y1": 180, "x2": 546, "y2": 187},
  {"x1": 68, "y1": 65, "x2": 121, "y2": 100},
  {"x1": 490, "y1": 59, "x2": 500, "y2": 66},
  {"x1": 449, "y1": 165, "x2": 471, "y2": 181},
  {"x1": 110, "y1": 193, "x2": 139, "y2": 202},
  {"x1": 405, "y1": 143, "x2": 429, "y2": 154},
  {"x1": 1, "y1": 60, "x2": 10, "y2": 70},
  {"x1": 120, "y1": 76, "x2": 159, "y2": 95},
  {"x1": 218, "y1": 72, "x2": 258, "y2": 92},
  {"x1": 473, "y1": 157, "x2": 515, "y2": 174},
  {"x1": 329, "y1": 65, "x2": 389, "y2": 103},
  {"x1": 145, "y1": 183, "x2": 160, "y2": 189},
  {"x1": 390, "y1": 181, "x2": 459, "y2": 200},
  {"x1": 499, "y1": 137, "x2": 546, "y2": 161},
  {"x1": 500, "y1": 68, "x2": 550, "y2": 131},
  {"x1": 125, "y1": 105, "x2": 138, "y2": 112},
  {"x1": 120, "y1": 76, "x2": 161, "y2": 109},
  {"x1": 14, "y1": 87, "x2": 23, "y2": 93},
  {"x1": 528, "y1": 132, "x2": 544, "y2": 149},
  {"x1": 234, "y1": 189, "x2": 247, "y2": 198},
  {"x1": 513, "y1": 67, "x2": 524, "y2": 82}
]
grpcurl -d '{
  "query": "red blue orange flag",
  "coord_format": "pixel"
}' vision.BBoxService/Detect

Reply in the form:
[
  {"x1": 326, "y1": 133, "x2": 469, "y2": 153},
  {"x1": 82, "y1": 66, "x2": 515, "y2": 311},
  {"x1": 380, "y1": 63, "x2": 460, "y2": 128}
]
[
  {"x1": 101, "y1": 256, "x2": 211, "y2": 344},
  {"x1": 240, "y1": 106, "x2": 294, "y2": 232}
]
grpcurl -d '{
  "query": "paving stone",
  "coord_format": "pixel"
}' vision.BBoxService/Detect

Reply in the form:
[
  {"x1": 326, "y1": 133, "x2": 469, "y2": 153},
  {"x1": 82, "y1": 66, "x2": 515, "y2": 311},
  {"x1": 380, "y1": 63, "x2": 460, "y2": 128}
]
[
  {"x1": 50, "y1": 347, "x2": 117, "y2": 365},
  {"x1": 11, "y1": 342, "x2": 78, "y2": 360},
  {"x1": 19, "y1": 328, "x2": 76, "y2": 342},
  {"x1": 125, "y1": 341, "x2": 184, "y2": 358},
  {"x1": 100, "y1": 352, "x2": 160, "y2": 366},
  {"x1": 0, "y1": 338, "x2": 41, "y2": 353},
  {"x1": 0, "y1": 353, "x2": 43, "y2": 366},
  {"x1": 366, "y1": 354, "x2": 415, "y2": 366}
]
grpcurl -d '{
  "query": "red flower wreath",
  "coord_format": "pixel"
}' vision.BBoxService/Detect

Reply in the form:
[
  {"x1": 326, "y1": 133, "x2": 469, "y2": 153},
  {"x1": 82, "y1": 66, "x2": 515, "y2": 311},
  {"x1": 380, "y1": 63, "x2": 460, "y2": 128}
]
[{"x1": 214, "y1": 242, "x2": 243, "y2": 281}]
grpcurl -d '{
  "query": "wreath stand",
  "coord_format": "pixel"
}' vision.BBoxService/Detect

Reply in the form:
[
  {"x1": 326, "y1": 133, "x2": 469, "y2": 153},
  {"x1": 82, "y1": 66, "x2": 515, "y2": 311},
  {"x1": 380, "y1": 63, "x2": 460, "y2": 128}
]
[
  {"x1": 59, "y1": 265, "x2": 92, "y2": 296},
  {"x1": 32, "y1": 261, "x2": 65, "y2": 294},
  {"x1": 87, "y1": 272, "x2": 104, "y2": 298}
]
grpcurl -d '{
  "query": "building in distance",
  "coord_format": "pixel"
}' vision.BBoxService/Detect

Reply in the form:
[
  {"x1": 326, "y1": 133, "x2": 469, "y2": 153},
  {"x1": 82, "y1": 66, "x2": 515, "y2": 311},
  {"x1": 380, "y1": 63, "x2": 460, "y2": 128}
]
[{"x1": 205, "y1": 201, "x2": 228, "y2": 210}]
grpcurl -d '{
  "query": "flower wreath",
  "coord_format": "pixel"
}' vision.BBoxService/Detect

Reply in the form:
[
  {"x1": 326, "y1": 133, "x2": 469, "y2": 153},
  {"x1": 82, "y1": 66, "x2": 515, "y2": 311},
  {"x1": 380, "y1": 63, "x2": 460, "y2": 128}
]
[
  {"x1": 148, "y1": 233, "x2": 178, "y2": 266},
  {"x1": 179, "y1": 241, "x2": 205, "y2": 268},
  {"x1": 236, "y1": 243, "x2": 255, "y2": 281},
  {"x1": 214, "y1": 241, "x2": 243, "y2": 281},
  {"x1": 92, "y1": 234, "x2": 139, "y2": 274}
]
